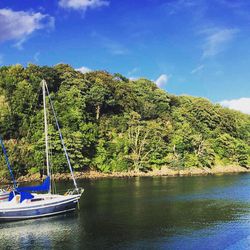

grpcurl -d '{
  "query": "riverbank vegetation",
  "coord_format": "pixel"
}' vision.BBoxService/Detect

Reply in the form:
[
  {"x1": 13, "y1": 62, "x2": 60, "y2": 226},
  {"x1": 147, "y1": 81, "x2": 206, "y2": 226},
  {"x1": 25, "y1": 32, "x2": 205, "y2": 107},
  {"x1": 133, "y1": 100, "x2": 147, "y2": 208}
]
[{"x1": 0, "y1": 64, "x2": 250, "y2": 180}]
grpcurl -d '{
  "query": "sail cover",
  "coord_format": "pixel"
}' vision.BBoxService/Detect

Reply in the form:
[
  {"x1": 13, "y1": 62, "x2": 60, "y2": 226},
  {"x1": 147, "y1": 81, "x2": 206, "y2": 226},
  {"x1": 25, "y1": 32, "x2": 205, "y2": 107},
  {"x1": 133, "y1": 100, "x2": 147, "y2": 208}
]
[
  {"x1": 20, "y1": 192, "x2": 34, "y2": 203},
  {"x1": 16, "y1": 176, "x2": 51, "y2": 193},
  {"x1": 8, "y1": 191, "x2": 34, "y2": 203}
]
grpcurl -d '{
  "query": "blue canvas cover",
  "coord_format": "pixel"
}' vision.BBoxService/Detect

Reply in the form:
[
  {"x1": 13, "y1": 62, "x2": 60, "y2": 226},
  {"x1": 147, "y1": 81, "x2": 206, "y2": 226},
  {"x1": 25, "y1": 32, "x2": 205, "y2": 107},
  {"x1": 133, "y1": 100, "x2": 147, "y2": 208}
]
[
  {"x1": 16, "y1": 176, "x2": 50, "y2": 193},
  {"x1": 20, "y1": 192, "x2": 34, "y2": 203},
  {"x1": 8, "y1": 191, "x2": 15, "y2": 201},
  {"x1": 8, "y1": 191, "x2": 34, "y2": 203}
]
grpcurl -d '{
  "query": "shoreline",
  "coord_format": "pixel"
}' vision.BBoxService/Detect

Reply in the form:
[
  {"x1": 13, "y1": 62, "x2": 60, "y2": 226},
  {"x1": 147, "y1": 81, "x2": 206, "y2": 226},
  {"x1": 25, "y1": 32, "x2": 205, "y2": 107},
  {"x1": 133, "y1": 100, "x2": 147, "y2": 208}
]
[
  {"x1": 1, "y1": 165, "x2": 247, "y2": 184},
  {"x1": 0, "y1": 165, "x2": 249, "y2": 184}
]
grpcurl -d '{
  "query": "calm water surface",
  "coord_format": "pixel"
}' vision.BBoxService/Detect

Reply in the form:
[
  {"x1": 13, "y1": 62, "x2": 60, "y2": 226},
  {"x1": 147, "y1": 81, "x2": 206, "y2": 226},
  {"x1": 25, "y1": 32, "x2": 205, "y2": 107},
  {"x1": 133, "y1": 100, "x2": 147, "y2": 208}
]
[{"x1": 1, "y1": 174, "x2": 250, "y2": 249}]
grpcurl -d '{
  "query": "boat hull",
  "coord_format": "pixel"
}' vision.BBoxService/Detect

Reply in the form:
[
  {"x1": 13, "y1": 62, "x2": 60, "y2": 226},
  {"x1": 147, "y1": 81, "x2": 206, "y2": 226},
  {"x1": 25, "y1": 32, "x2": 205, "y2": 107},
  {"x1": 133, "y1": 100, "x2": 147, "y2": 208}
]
[
  {"x1": 0, "y1": 191, "x2": 9, "y2": 202},
  {"x1": 0, "y1": 195, "x2": 81, "y2": 222}
]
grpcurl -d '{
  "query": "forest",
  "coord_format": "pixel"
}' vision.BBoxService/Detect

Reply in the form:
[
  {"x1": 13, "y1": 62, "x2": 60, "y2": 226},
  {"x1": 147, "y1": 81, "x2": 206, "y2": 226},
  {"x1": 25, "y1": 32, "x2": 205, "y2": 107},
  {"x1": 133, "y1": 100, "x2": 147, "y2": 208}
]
[{"x1": 0, "y1": 64, "x2": 250, "y2": 179}]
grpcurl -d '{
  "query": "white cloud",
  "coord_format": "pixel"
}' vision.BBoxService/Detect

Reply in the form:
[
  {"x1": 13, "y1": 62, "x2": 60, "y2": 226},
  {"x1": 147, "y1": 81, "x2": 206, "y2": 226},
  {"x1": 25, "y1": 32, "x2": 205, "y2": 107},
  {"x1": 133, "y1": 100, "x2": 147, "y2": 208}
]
[
  {"x1": 0, "y1": 8, "x2": 54, "y2": 47},
  {"x1": 155, "y1": 74, "x2": 169, "y2": 88},
  {"x1": 201, "y1": 28, "x2": 238, "y2": 58},
  {"x1": 103, "y1": 40, "x2": 128, "y2": 55},
  {"x1": 109, "y1": 47, "x2": 127, "y2": 55},
  {"x1": 165, "y1": 0, "x2": 198, "y2": 15},
  {"x1": 127, "y1": 67, "x2": 139, "y2": 79},
  {"x1": 91, "y1": 32, "x2": 128, "y2": 55},
  {"x1": 59, "y1": 0, "x2": 109, "y2": 11},
  {"x1": 218, "y1": 0, "x2": 248, "y2": 9},
  {"x1": 33, "y1": 52, "x2": 40, "y2": 62},
  {"x1": 129, "y1": 76, "x2": 139, "y2": 81},
  {"x1": 220, "y1": 98, "x2": 250, "y2": 114},
  {"x1": 191, "y1": 64, "x2": 204, "y2": 74},
  {"x1": 76, "y1": 66, "x2": 92, "y2": 73}
]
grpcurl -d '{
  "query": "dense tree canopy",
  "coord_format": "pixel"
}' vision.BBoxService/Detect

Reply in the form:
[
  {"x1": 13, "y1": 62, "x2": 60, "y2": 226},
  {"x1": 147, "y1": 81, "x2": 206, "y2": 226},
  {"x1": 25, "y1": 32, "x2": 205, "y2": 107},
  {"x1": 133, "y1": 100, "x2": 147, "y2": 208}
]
[{"x1": 0, "y1": 64, "x2": 250, "y2": 179}]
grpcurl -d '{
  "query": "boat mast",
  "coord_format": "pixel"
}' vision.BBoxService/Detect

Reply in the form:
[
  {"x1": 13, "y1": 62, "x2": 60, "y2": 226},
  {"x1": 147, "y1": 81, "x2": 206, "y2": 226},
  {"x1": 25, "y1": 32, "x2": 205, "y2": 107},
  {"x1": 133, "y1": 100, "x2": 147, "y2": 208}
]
[
  {"x1": 42, "y1": 79, "x2": 51, "y2": 194},
  {"x1": 44, "y1": 82, "x2": 79, "y2": 192}
]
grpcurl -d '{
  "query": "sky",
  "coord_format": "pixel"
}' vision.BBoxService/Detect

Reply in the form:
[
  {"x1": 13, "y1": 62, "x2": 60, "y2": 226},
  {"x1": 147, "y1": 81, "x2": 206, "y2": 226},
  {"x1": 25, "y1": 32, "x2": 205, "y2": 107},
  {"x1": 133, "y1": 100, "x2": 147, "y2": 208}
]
[{"x1": 0, "y1": 0, "x2": 250, "y2": 114}]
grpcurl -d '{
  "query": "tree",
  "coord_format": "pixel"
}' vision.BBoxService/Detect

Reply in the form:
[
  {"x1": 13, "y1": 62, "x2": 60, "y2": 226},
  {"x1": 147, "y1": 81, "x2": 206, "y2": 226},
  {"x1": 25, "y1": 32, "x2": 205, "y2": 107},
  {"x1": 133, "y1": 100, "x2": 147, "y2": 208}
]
[{"x1": 0, "y1": 64, "x2": 250, "y2": 179}]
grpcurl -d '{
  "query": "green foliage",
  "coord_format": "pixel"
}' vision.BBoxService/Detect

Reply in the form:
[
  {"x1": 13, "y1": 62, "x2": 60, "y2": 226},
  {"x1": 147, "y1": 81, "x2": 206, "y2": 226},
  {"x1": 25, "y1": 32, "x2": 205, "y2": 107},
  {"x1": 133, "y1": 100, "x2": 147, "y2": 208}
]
[{"x1": 0, "y1": 64, "x2": 250, "y2": 180}]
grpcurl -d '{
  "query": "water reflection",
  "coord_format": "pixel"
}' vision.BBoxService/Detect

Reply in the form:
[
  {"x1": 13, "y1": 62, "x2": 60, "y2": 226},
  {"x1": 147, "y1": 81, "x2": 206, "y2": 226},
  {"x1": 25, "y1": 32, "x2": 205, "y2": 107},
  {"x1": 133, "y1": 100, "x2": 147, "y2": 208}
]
[
  {"x1": 77, "y1": 175, "x2": 250, "y2": 249},
  {"x1": 1, "y1": 174, "x2": 250, "y2": 249},
  {"x1": 0, "y1": 214, "x2": 82, "y2": 249}
]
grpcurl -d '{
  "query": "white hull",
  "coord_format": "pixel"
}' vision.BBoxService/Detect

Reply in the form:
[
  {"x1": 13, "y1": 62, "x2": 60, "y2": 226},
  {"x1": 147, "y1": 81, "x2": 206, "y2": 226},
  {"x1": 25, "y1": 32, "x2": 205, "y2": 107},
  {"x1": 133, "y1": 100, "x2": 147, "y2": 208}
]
[
  {"x1": 0, "y1": 193, "x2": 82, "y2": 221},
  {"x1": 0, "y1": 190, "x2": 9, "y2": 202}
]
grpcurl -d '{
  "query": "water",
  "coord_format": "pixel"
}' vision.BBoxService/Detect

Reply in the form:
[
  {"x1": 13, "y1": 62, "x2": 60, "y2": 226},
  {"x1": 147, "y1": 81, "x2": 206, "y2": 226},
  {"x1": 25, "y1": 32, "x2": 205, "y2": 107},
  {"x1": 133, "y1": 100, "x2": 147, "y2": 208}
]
[{"x1": 1, "y1": 174, "x2": 250, "y2": 249}]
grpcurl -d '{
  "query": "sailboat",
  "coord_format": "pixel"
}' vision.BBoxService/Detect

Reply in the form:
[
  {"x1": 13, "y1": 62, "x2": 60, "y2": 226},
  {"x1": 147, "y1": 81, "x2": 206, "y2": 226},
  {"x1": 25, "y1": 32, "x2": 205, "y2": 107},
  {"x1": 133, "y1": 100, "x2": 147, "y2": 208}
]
[{"x1": 0, "y1": 80, "x2": 84, "y2": 221}]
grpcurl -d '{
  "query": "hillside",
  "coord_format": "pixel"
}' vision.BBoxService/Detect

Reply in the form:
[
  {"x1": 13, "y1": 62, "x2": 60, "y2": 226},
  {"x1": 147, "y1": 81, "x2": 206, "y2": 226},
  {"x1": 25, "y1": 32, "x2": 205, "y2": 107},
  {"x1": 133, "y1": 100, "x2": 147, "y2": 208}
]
[{"x1": 0, "y1": 64, "x2": 250, "y2": 179}]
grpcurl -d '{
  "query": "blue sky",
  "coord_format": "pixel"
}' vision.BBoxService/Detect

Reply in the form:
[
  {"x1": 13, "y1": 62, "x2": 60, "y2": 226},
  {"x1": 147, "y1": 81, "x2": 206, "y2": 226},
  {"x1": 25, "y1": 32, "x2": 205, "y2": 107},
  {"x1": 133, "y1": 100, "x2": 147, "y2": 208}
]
[{"x1": 0, "y1": 0, "x2": 250, "y2": 113}]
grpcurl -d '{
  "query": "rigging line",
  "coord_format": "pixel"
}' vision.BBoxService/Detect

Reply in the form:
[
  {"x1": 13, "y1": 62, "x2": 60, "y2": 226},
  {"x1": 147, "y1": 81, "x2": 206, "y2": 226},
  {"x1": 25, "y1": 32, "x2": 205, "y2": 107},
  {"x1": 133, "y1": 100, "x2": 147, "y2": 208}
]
[
  {"x1": 43, "y1": 81, "x2": 79, "y2": 192},
  {"x1": 48, "y1": 107, "x2": 57, "y2": 195},
  {"x1": 0, "y1": 136, "x2": 17, "y2": 189}
]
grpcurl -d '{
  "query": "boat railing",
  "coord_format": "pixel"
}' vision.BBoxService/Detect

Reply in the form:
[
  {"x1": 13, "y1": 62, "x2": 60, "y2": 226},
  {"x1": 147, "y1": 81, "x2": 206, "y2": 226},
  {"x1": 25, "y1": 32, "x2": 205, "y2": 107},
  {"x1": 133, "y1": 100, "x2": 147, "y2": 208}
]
[
  {"x1": 0, "y1": 185, "x2": 12, "y2": 192},
  {"x1": 64, "y1": 187, "x2": 84, "y2": 195}
]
